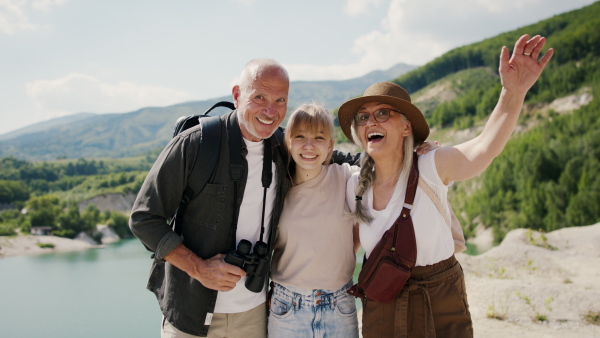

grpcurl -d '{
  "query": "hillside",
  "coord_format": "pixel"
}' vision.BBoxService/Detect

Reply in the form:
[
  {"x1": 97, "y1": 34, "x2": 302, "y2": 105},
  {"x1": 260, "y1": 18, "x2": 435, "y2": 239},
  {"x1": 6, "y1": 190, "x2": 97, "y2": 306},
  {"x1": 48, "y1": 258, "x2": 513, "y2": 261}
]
[
  {"x1": 0, "y1": 63, "x2": 415, "y2": 161},
  {"x1": 0, "y1": 3, "x2": 598, "y2": 245},
  {"x1": 386, "y1": 2, "x2": 600, "y2": 245}
]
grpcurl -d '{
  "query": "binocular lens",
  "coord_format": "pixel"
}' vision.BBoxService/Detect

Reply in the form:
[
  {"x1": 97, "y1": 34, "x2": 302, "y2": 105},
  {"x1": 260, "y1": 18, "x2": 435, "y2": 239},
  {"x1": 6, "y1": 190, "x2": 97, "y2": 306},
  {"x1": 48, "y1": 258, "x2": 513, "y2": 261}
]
[
  {"x1": 253, "y1": 241, "x2": 268, "y2": 256},
  {"x1": 237, "y1": 239, "x2": 252, "y2": 255}
]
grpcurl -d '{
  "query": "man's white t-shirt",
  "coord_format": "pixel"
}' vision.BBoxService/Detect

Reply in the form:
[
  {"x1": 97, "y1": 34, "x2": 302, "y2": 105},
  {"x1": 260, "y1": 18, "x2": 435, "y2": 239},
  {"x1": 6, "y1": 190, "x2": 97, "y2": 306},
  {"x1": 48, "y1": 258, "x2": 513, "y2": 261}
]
[{"x1": 213, "y1": 138, "x2": 276, "y2": 313}]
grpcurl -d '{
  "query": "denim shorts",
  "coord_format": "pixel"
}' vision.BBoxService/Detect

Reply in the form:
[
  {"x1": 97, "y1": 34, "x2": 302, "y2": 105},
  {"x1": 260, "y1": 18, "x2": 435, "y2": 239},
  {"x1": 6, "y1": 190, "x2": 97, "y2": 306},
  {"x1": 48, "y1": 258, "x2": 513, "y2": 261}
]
[{"x1": 268, "y1": 279, "x2": 358, "y2": 338}]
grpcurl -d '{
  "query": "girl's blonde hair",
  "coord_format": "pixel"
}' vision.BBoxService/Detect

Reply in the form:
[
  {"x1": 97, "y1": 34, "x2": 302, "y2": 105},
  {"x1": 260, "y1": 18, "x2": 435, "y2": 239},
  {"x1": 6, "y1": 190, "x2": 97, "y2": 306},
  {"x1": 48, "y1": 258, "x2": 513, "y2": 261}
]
[
  {"x1": 349, "y1": 113, "x2": 415, "y2": 224},
  {"x1": 285, "y1": 103, "x2": 335, "y2": 165}
]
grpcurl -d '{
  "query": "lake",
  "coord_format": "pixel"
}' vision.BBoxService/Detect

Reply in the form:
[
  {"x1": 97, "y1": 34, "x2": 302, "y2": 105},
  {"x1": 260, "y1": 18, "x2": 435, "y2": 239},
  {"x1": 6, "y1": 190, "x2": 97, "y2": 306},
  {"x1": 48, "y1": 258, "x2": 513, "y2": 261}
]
[
  {"x1": 0, "y1": 239, "x2": 480, "y2": 337},
  {"x1": 0, "y1": 239, "x2": 161, "y2": 338}
]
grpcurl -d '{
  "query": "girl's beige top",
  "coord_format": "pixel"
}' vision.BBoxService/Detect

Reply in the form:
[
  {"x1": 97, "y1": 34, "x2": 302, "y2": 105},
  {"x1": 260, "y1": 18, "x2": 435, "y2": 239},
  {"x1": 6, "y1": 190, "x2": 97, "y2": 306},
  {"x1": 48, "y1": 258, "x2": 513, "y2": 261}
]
[{"x1": 271, "y1": 163, "x2": 359, "y2": 290}]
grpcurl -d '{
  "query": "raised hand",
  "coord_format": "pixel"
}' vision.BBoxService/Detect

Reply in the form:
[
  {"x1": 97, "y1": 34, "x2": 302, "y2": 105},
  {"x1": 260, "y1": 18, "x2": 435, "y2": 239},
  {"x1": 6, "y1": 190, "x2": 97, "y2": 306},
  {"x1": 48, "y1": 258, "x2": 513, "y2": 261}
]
[{"x1": 499, "y1": 34, "x2": 554, "y2": 94}]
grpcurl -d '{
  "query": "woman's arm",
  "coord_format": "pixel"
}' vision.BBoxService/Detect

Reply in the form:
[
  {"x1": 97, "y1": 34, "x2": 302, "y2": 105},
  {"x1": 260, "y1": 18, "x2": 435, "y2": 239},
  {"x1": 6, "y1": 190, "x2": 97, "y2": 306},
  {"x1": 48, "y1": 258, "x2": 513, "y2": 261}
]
[{"x1": 436, "y1": 34, "x2": 553, "y2": 184}]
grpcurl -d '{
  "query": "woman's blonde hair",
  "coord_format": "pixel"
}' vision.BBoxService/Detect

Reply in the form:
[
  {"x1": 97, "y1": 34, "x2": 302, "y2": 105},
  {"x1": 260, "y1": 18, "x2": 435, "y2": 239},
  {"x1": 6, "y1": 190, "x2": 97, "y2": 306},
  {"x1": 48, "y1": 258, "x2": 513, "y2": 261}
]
[
  {"x1": 350, "y1": 113, "x2": 415, "y2": 224},
  {"x1": 285, "y1": 103, "x2": 335, "y2": 165}
]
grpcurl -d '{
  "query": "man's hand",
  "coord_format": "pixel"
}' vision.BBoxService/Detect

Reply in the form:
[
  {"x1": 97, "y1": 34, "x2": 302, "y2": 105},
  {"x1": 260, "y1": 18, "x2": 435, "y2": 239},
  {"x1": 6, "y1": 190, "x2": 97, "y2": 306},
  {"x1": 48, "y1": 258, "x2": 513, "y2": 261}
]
[
  {"x1": 164, "y1": 244, "x2": 246, "y2": 292},
  {"x1": 192, "y1": 254, "x2": 246, "y2": 291}
]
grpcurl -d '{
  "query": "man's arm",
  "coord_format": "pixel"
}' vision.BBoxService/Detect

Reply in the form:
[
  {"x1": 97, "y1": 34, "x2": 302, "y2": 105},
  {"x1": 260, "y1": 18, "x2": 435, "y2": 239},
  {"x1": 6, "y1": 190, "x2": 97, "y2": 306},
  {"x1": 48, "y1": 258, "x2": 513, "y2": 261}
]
[
  {"x1": 129, "y1": 135, "x2": 189, "y2": 258},
  {"x1": 331, "y1": 141, "x2": 439, "y2": 166},
  {"x1": 129, "y1": 132, "x2": 244, "y2": 290},
  {"x1": 331, "y1": 150, "x2": 362, "y2": 166}
]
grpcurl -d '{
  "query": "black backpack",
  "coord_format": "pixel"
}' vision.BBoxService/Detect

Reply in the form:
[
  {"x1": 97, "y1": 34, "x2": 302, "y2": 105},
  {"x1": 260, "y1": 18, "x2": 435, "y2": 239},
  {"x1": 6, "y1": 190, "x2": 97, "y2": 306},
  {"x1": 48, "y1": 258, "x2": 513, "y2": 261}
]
[
  {"x1": 170, "y1": 101, "x2": 235, "y2": 235},
  {"x1": 170, "y1": 101, "x2": 289, "y2": 238}
]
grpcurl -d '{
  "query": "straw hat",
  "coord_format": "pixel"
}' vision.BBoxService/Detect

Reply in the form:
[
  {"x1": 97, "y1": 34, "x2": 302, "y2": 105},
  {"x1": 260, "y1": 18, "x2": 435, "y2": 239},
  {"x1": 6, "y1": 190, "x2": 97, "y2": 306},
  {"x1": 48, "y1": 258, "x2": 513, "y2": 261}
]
[{"x1": 337, "y1": 82, "x2": 429, "y2": 144}]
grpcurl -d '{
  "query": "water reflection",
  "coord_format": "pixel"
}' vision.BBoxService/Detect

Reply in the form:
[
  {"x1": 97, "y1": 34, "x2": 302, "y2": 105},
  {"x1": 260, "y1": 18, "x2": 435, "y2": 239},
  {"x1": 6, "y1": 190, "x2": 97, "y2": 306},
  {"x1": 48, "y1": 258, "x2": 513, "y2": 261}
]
[{"x1": 0, "y1": 239, "x2": 160, "y2": 338}]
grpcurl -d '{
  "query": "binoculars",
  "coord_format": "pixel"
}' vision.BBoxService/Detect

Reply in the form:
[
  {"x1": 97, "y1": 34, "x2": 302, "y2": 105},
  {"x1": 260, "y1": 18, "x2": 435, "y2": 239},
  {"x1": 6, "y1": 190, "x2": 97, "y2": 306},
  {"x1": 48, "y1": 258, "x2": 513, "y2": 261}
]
[{"x1": 224, "y1": 239, "x2": 270, "y2": 293}]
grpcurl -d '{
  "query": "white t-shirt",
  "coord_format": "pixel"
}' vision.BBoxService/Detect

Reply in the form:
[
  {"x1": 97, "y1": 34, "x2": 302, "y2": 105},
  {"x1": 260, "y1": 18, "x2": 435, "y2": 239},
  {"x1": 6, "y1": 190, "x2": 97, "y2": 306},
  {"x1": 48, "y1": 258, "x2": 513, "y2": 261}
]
[
  {"x1": 346, "y1": 150, "x2": 454, "y2": 266},
  {"x1": 213, "y1": 138, "x2": 277, "y2": 313}
]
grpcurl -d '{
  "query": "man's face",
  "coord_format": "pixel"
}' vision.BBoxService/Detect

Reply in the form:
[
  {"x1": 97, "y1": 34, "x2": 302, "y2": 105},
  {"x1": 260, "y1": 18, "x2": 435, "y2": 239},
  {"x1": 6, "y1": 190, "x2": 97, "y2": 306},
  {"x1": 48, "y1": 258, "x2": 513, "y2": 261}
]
[{"x1": 233, "y1": 68, "x2": 289, "y2": 142}]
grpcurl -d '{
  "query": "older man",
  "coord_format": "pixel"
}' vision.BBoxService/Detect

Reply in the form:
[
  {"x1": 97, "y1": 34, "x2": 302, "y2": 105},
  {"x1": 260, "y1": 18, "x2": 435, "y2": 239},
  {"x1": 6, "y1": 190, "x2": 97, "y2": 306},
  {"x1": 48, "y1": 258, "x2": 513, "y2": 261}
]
[{"x1": 130, "y1": 59, "x2": 291, "y2": 337}]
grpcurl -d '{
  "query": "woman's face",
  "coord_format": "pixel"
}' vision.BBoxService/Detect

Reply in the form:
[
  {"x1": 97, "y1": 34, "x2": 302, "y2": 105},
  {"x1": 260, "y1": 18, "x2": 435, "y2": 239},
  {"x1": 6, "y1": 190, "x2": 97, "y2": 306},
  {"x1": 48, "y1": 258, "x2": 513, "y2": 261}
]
[
  {"x1": 356, "y1": 102, "x2": 411, "y2": 160},
  {"x1": 288, "y1": 125, "x2": 332, "y2": 175}
]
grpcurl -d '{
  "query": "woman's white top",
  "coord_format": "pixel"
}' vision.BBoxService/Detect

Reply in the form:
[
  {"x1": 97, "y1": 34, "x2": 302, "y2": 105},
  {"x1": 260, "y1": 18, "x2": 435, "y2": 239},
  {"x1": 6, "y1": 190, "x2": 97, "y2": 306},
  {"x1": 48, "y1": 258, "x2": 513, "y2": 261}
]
[{"x1": 346, "y1": 150, "x2": 454, "y2": 266}]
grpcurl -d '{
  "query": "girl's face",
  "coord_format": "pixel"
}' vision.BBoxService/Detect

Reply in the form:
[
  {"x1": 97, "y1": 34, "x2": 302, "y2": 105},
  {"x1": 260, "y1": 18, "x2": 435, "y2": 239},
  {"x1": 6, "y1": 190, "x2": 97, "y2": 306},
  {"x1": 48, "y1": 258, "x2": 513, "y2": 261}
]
[
  {"x1": 356, "y1": 102, "x2": 411, "y2": 160},
  {"x1": 288, "y1": 125, "x2": 332, "y2": 176}
]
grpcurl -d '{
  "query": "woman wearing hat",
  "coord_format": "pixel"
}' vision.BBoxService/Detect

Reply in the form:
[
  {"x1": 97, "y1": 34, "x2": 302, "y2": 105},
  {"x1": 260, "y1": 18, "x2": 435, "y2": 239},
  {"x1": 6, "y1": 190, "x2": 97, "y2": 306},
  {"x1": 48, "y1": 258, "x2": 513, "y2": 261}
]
[{"x1": 339, "y1": 34, "x2": 553, "y2": 337}]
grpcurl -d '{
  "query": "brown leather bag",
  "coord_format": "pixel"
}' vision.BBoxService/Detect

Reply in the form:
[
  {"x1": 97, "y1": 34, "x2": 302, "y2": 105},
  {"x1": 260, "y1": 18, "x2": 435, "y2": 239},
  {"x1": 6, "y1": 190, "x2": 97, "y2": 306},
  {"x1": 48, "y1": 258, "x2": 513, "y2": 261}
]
[{"x1": 348, "y1": 154, "x2": 419, "y2": 303}]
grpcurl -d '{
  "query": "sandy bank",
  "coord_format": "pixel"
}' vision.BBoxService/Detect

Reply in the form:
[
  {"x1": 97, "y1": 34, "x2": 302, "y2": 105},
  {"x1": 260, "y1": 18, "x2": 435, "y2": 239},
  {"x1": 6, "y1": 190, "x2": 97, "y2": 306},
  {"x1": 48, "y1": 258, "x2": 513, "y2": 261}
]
[{"x1": 0, "y1": 235, "x2": 96, "y2": 258}]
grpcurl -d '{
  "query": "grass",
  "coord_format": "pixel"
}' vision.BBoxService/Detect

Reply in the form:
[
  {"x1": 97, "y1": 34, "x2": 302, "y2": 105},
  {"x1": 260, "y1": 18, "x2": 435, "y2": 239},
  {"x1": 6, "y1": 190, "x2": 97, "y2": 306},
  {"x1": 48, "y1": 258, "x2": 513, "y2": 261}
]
[
  {"x1": 582, "y1": 311, "x2": 600, "y2": 326},
  {"x1": 486, "y1": 294, "x2": 510, "y2": 321},
  {"x1": 516, "y1": 291, "x2": 555, "y2": 323},
  {"x1": 525, "y1": 229, "x2": 557, "y2": 250}
]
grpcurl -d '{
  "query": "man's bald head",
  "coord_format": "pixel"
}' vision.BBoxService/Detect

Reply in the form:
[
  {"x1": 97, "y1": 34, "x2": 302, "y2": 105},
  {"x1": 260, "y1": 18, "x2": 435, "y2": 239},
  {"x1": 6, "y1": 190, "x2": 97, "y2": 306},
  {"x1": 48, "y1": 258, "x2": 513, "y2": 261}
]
[
  {"x1": 232, "y1": 59, "x2": 290, "y2": 141},
  {"x1": 237, "y1": 59, "x2": 289, "y2": 92}
]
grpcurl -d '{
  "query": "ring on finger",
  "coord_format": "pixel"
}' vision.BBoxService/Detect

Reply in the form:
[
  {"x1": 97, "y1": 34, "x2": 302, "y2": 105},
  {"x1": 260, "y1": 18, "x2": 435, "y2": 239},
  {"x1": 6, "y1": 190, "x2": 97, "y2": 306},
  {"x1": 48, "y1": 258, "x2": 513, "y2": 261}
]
[{"x1": 524, "y1": 52, "x2": 531, "y2": 56}]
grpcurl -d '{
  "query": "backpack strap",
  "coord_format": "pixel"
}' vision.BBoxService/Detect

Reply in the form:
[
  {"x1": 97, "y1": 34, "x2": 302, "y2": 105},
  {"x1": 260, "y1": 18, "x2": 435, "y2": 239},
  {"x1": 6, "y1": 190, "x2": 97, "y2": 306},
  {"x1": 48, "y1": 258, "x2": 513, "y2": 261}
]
[
  {"x1": 418, "y1": 178, "x2": 452, "y2": 227},
  {"x1": 417, "y1": 177, "x2": 467, "y2": 253},
  {"x1": 172, "y1": 115, "x2": 222, "y2": 236},
  {"x1": 172, "y1": 101, "x2": 234, "y2": 138}
]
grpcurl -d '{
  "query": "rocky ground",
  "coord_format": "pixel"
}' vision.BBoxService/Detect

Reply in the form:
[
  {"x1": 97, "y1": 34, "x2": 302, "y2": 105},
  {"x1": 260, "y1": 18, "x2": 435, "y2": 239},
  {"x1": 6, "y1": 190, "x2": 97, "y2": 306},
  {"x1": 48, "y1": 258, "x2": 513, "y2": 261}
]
[{"x1": 460, "y1": 223, "x2": 600, "y2": 337}]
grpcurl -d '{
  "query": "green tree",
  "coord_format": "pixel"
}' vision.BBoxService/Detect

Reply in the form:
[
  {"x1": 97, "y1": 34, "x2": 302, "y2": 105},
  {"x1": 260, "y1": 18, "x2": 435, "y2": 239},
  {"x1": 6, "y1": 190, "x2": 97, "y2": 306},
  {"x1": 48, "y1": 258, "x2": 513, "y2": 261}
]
[
  {"x1": 0, "y1": 180, "x2": 29, "y2": 203},
  {"x1": 26, "y1": 195, "x2": 62, "y2": 229},
  {"x1": 55, "y1": 204, "x2": 83, "y2": 238},
  {"x1": 81, "y1": 204, "x2": 101, "y2": 232},
  {"x1": 107, "y1": 212, "x2": 132, "y2": 238}
]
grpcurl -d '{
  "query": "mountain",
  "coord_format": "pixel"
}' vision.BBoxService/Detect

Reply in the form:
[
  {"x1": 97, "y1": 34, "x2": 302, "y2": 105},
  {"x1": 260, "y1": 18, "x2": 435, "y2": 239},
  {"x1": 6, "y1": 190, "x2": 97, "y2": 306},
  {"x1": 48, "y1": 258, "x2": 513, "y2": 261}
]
[
  {"x1": 0, "y1": 113, "x2": 96, "y2": 141},
  {"x1": 0, "y1": 63, "x2": 416, "y2": 161},
  {"x1": 1, "y1": 2, "x2": 598, "y2": 244}
]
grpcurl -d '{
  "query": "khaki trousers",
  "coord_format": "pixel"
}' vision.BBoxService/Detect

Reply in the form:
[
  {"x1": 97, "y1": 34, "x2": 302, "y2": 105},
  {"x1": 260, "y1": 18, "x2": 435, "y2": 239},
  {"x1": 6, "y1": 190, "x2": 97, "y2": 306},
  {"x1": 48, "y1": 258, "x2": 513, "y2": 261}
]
[
  {"x1": 161, "y1": 302, "x2": 267, "y2": 338},
  {"x1": 361, "y1": 255, "x2": 473, "y2": 338}
]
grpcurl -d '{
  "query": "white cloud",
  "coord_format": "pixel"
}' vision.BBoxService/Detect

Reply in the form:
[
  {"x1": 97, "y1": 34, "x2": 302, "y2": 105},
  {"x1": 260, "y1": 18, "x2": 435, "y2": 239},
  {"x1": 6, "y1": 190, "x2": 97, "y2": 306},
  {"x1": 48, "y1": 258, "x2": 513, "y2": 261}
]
[
  {"x1": 26, "y1": 73, "x2": 195, "y2": 119},
  {"x1": 344, "y1": 0, "x2": 384, "y2": 16},
  {"x1": 289, "y1": 0, "x2": 584, "y2": 82},
  {"x1": 0, "y1": 0, "x2": 37, "y2": 34},
  {"x1": 31, "y1": 0, "x2": 66, "y2": 11},
  {"x1": 0, "y1": 0, "x2": 66, "y2": 34},
  {"x1": 232, "y1": 0, "x2": 258, "y2": 6}
]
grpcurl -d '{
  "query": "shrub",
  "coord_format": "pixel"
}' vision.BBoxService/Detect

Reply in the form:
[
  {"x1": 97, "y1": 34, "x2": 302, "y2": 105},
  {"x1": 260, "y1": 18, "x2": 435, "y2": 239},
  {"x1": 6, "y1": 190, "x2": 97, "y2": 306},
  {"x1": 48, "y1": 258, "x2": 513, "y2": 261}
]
[{"x1": 0, "y1": 224, "x2": 16, "y2": 236}]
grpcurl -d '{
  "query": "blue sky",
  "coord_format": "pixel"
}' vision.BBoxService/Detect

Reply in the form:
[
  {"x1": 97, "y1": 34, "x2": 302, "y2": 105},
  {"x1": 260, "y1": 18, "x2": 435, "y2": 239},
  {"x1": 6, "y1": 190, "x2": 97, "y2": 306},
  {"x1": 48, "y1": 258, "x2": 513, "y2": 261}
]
[{"x1": 0, "y1": 0, "x2": 596, "y2": 135}]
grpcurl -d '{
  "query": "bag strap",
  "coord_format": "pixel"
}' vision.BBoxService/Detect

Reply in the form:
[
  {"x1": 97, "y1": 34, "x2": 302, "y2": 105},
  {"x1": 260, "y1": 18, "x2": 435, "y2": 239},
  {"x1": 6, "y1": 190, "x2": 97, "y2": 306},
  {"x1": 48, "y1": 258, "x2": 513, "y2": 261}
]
[
  {"x1": 173, "y1": 115, "x2": 222, "y2": 236},
  {"x1": 388, "y1": 152, "x2": 419, "y2": 258},
  {"x1": 417, "y1": 178, "x2": 452, "y2": 227},
  {"x1": 418, "y1": 177, "x2": 467, "y2": 253},
  {"x1": 349, "y1": 154, "x2": 420, "y2": 300}
]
